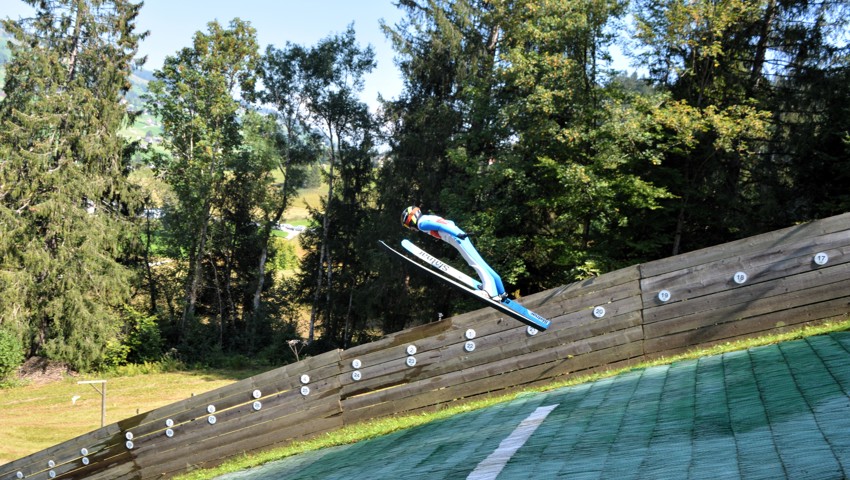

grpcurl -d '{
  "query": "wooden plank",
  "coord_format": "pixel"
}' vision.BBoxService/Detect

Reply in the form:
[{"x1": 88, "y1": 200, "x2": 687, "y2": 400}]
[
  {"x1": 644, "y1": 275, "x2": 850, "y2": 339},
  {"x1": 340, "y1": 316, "x2": 535, "y2": 393},
  {"x1": 641, "y1": 229, "x2": 850, "y2": 292},
  {"x1": 134, "y1": 395, "x2": 341, "y2": 473},
  {"x1": 433, "y1": 266, "x2": 640, "y2": 334},
  {"x1": 640, "y1": 213, "x2": 850, "y2": 277},
  {"x1": 529, "y1": 273, "x2": 642, "y2": 321},
  {"x1": 136, "y1": 396, "x2": 343, "y2": 479},
  {"x1": 0, "y1": 423, "x2": 124, "y2": 480},
  {"x1": 130, "y1": 371, "x2": 342, "y2": 460},
  {"x1": 141, "y1": 412, "x2": 343, "y2": 480},
  {"x1": 105, "y1": 373, "x2": 334, "y2": 458},
  {"x1": 458, "y1": 339, "x2": 645, "y2": 404},
  {"x1": 128, "y1": 350, "x2": 339, "y2": 438},
  {"x1": 10, "y1": 350, "x2": 341, "y2": 480},
  {"x1": 420, "y1": 307, "x2": 642, "y2": 381},
  {"x1": 128, "y1": 368, "x2": 339, "y2": 446},
  {"x1": 546, "y1": 294, "x2": 643, "y2": 331},
  {"x1": 641, "y1": 239, "x2": 850, "y2": 306},
  {"x1": 339, "y1": 293, "x2": 561, "y2": 375},
  {"x1": 341, "y1": 327, "x2": 644, "y2": 422},
  {"x1": 81, "y1": 459, "x2": 138, "y2": 480},
  {"x1": 644, "y1": 296, "x2": 850, "y2": 356},
  {"x1": 338, "y1": 305, "x2": 642, "y2": 408},
  {"x1": 342, "y1": 336, "x2": 644, "y2": 423},
  {"x1": 527, "y1": 265, "x2": 641, "y2": 302},
  {"x1": 336, "y1": 325, "x2": 482, "y2": 398},
  {"x1": 643, "y1": 261, "x2": 850, "y2": 326},
  {"x1": 469, "y1": 352, "x2": 646, "y2": 402},
  {"x1": 528, "y1": 310, "x2": 643, "y2": 357},
  {"x1": 335, "y1": 271, "x2": 640, "y2": 387},
  {"x1": 394, "y1": 353, "x2": 646, "y2": 421},
  {"x1": 340, "y1": 320, "x2": 456, "y2": 360},
  {"x1": 336, "y1": 301, "x2": 573, "y2": 398},
  {"x1": 336, "y1": 325, "x2": 469, "y2": 375},
  {"x1": 51, "y1": 450, "x2": 134, "y2": 480},
  {"x1": 110, "y1": 349, "x2": 342, "y2": 445},
  {"x1": 338, "y1": 301, "x2": 643, "y2": 407}
]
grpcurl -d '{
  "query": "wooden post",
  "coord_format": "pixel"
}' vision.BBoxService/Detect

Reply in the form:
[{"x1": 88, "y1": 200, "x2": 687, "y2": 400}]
[{"x1": 77, "y1": 380, "x2": 107, "y2": 427}]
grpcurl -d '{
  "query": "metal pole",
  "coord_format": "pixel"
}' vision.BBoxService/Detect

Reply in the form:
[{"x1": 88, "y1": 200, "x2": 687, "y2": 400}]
[{"x1": 101, "y1": 382, "x2": 106, "y2": 427}]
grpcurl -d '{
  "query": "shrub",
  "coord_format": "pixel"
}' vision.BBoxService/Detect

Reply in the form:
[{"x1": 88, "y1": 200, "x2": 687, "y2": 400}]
[
  {"x1": 101, "y1": 339, "x2": 131, "y2": 368},
  {"x1": 0, "y1": 328, "x2": 25, "y2": 381},
  {"x1": 123, "y1": 306, "x2": 163, "y2": 364}
]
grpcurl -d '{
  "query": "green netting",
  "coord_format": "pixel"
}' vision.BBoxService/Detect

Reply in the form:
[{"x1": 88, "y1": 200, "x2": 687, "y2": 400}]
[{"x1": 218, "y1": 332, "x2": 850, "y2": 480}]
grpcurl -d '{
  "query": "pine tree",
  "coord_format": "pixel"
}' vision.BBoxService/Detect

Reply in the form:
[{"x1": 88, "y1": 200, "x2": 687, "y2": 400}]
[{"x1": 0, "y1": 0, "x2": 146, "y2": 371}]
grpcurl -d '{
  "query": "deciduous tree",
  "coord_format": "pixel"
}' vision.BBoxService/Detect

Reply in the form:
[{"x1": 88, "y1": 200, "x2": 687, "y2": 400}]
[
  {"x1": 144, "y1": 18, "x2": 259, "y2": 347},
  {"x1": 292, "y1": 26, "x2": 375, "y2": 344}
]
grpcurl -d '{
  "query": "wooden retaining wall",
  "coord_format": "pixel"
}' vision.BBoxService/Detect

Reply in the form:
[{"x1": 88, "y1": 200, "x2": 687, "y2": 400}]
[
  {"x1": 2, "y1": 213, "x2": 848, "y2": 480},
  {"x1": 640, "y1": 213, "x2": 850, "y2": 358}
]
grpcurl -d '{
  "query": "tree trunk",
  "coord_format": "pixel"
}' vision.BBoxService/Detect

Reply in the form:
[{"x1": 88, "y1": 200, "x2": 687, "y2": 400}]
[
  {"x1": 343, "y1": 289, "x2": 353, "y2": 349},
  {"x1": 211, "y1": 258, "x2": 224, "y2": 348},
  {"x1": 308, "y1": 243, "x2": 325, "y2": 343},
  {"x1": 181, "y1": 196, "x2": 211, "y2": 333},
  {"x1": 672, "y1": 201, "x2": 686, "y2": 256},
  {"x1": 223, "y1": 234, "x2": 237, "y2": 344},
  {"x1": 749, "y1": 0, "x2": 776, "y2": 96},
  {"x1": 309, "y1": 125, "x2": 338, "y2": 343},
  {"x1": 247, "y1": 118, "x2": 299, "y2": 346},
  {"x1": 143, "y1": 213, "x2": 159, "y2": 314},
  {"x1": 247, "y1": 188, "x2": 291, "y2": 345},
  {"x1": 66, "y1": 0, "x2": 85, "y2": 81}
]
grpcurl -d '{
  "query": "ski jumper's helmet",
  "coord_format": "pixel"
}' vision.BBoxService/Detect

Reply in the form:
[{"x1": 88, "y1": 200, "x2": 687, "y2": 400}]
[{"x1": 401, "y1": 206, "x2": 422, "y2": 230}]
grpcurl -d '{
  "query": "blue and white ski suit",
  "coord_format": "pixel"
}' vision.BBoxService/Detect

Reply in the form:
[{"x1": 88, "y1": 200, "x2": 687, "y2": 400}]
[{"x1": 416, "y1": 215, "x2": 506, "y2": 299}]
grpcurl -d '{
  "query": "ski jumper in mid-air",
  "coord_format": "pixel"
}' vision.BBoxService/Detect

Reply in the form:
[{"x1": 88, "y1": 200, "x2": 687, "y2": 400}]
[
  {"x1": 401, "y1": 206, "x2": 506, "y2": 300},
  {"x1": 386, "y1": 206, "x2": 550, "y2": 330}
]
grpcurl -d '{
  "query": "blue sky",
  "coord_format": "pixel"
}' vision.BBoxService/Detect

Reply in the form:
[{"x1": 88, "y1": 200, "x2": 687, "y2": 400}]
[{"x1": 2, "y1": 0, "x2": 406, "y2": 110}]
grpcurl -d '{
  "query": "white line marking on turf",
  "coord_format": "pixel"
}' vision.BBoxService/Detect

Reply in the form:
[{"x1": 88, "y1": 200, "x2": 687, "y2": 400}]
[{"x1": 467, "y1": 404, "x2": 559, "y2": 480}]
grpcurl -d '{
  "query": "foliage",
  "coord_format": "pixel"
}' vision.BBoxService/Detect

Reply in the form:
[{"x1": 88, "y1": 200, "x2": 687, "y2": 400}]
[
  {"x1": 487, "y1": 0, "x2": 675, "y2": 280},
  {"x1": 0, "y1": 327, "x2": 24, "y2": 380},
  {"x1": 122, "y1": 306, "x2": 163, "y2": 363},
  {"x1": 1, "y1": 0, "x2": 849, "y2": 369},
  {"x1": 368, "y1": 0, "x2": 850, "y2": 337},
  {"x1": 377, "y1": 0, "x2": 671, "y2": 310},
  {"x1": 268, "y1": 237, "x2": 298, "y2": 272},
  {"x1": 144, "y1": 18, "x2": 261, "y2": 351},
  {"x1": 275, "y1": 25, "x2": 377, "y2": 346},
  {"x1": 0, "y1": 0, "x2": 146, "y2": 371},
  {"x1": 630, "y1": 0, "x2": 850, "y2": 253}
]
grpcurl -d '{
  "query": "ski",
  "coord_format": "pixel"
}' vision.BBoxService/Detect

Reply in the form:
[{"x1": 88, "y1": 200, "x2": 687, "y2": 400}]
[
  {"x1": 379, "y1": 240, "x2": 551, "y2": 331},
  {"x1": 400, "y1": 239, "x2": 482, "y2": 291}
]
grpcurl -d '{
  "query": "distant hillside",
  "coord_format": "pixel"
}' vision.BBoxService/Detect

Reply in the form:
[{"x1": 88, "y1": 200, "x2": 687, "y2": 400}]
[
  {"x1": 133, "y1": 69, "x2": 156, "y2": 82},
  {"x1": 126, "y1": 70, "x2": 153, "y2": 111}
]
